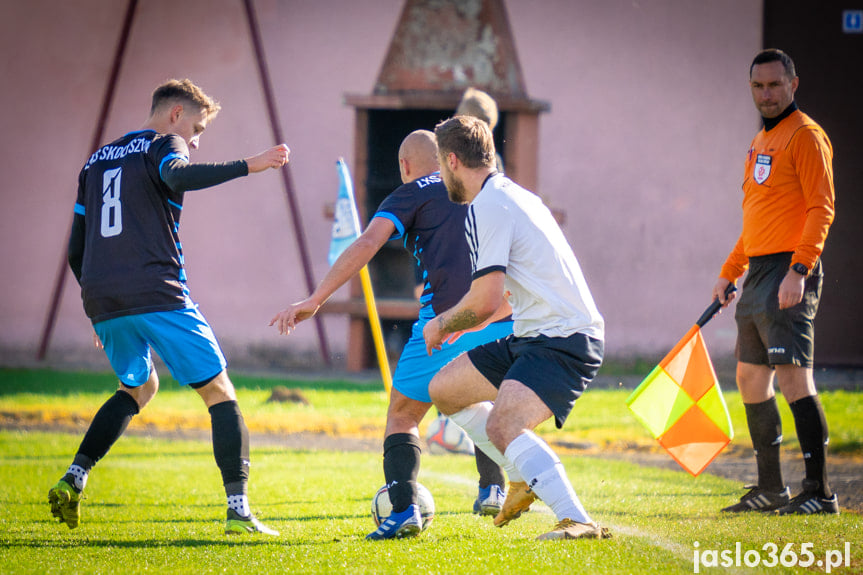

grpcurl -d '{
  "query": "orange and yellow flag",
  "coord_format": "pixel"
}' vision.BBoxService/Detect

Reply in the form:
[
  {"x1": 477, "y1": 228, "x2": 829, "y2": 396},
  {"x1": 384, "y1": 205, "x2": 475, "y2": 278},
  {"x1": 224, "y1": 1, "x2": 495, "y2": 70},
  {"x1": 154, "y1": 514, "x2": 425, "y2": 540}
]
[{"x1": 626, "y1": 289, "x2": 735, "y2": 476}]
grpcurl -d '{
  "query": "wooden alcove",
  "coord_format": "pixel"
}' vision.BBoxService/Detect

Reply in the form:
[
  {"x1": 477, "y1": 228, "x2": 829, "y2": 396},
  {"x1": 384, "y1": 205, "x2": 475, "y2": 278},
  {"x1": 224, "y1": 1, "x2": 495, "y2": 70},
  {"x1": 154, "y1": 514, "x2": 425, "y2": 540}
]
[{"x1": 321, "y1": 0, "x2": 549, "y2": 370}]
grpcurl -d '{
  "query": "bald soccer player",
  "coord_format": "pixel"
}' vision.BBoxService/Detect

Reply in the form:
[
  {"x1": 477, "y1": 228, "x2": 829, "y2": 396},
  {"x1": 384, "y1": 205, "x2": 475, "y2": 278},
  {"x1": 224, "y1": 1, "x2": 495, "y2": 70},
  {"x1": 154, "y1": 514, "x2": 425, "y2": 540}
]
[{"x1": 270, "y1": 130, "x2": 513, "y2": 539}]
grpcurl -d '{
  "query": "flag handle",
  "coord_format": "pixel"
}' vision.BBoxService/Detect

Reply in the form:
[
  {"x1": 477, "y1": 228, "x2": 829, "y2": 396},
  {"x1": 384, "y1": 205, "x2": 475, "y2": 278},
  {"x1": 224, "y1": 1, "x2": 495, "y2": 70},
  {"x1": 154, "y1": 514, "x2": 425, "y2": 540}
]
[
  {"x1": 359, "y1": 265, "x2": 393, "y2": 393},
  {"x1": 695, "y1": 283, "x2": 737, "y2": 328}
]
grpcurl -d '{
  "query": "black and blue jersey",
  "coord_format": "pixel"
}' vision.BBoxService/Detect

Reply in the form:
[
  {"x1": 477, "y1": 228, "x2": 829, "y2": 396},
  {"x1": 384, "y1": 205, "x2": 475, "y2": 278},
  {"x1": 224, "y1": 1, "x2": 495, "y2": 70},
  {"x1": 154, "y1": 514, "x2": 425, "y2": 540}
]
[
  {"x1": 373, "y1": 173, "x2": 470, "y2": 319},
  {"x1": 69, "y1": 129, "x2": 247, "y2": 323}
]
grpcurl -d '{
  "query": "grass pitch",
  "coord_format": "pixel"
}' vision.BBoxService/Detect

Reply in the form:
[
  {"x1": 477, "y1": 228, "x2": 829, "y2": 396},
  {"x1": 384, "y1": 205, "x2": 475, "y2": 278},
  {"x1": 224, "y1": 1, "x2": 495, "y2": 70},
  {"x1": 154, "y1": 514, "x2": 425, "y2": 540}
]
[
  {"x1": 0, "y1": 368, "x2": 860, "y2": 574},
  {"x1": 1, "y1": 431, "x2": 860, "y2": 574},
  {"x1": 1, "y1": 367, "x2": 861, "y2": 453}
]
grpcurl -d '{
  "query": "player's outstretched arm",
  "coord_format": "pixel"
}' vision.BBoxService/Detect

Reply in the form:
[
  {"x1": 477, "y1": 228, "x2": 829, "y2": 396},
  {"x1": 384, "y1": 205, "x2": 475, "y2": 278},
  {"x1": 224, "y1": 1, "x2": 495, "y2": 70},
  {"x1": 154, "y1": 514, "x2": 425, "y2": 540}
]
[
  {"x1": 161, "y1": 146, "x2": 285, "y2": 192},
  {"x1": 245, "y1": 144, "x2": 290, "y2": 173},
  {"x1": 269, "y1": 217, "x2": 395, "y2": 335}
]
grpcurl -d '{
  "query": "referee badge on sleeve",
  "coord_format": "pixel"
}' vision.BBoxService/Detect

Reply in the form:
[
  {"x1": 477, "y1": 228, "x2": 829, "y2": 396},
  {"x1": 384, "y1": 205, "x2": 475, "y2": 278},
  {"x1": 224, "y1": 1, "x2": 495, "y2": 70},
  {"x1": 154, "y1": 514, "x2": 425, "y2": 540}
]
[{"x1": 754, "y1": 154, "x2": 772, "y2": 184}]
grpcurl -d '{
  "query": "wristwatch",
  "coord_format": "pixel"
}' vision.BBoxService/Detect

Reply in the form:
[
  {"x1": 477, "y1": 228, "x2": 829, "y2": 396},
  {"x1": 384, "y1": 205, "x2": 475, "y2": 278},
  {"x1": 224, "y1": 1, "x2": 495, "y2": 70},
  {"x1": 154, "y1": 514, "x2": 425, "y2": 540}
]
[{"x1": 790, "y1": 263, "x2": 809, "y2": 277}]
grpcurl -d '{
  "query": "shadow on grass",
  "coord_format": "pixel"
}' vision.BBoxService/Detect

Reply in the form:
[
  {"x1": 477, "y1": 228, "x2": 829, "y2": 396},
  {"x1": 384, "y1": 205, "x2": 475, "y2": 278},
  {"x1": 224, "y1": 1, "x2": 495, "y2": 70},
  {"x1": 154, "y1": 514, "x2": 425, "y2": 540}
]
[
  {"x1": 5, "y1": 536, "x2": 279, "y2": 549},
  {"x1": 0, "y1": 450, "x2": 213, "y2": 462}
]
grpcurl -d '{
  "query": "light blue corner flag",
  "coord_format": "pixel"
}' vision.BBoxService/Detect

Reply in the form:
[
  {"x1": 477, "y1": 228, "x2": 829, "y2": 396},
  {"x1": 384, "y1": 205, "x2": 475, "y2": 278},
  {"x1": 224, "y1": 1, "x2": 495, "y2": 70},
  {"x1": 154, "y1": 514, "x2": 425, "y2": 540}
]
[
  {"x1": 328, "y1": 158, "x2": 362, "y2": 266},
  {"x1": 325, "y1": 158, "x2": 394, "y2": 392}
]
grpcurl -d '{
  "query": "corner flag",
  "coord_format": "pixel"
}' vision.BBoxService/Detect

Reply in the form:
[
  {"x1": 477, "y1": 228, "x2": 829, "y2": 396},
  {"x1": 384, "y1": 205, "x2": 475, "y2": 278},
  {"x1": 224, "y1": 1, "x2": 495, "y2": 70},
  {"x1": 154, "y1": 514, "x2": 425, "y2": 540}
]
[
  {"x1": 328, "y1": 159, "x2": 360, "y2": 265},
  {"x1": 625, "y1": 286, "x2": 736, "y2": 476},
  {"x1": 328, "y1": 159, "x2": 393, "y2": 392}
]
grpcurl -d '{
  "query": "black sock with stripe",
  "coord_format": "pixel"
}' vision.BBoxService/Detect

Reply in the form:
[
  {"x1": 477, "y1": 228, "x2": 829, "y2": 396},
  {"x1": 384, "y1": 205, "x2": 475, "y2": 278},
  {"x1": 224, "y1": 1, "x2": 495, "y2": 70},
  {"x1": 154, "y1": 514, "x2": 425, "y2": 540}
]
[
  {"x1": 209, "y1": 401, "x2": 250, "y2": 491},
  {"x1": 382, "y1": 433, "x2": 421, "y2": 514},
  {"x1": 745, "y1": 398, "x2": 784, "y2": 493},
  {"x1": 789, "y1": 395, "x2": 832, "y2": 498}
]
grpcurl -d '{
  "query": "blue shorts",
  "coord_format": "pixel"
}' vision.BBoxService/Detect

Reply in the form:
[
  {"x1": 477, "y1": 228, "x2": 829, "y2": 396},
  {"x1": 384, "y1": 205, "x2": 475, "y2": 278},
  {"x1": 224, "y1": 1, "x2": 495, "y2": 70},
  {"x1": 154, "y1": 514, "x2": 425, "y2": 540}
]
[
  {"x1": 93, "y1": 305, "x2": 227, "y2": 387},
  {"x1": 393, "y1": 319, "x2": 514, "y2": 403},
  {"x1": 468, "y1": 332, "x2": 604, "y2": 428}
]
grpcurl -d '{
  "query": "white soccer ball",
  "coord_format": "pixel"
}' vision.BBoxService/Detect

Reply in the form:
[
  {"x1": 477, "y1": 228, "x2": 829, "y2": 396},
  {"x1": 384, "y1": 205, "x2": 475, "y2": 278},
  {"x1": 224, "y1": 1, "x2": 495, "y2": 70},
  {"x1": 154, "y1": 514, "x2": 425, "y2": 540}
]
[
  {"x1": 371, "y1": 483, "x2": 435, "y2": 530},
  {"x1": 425, "y1": 414, "x2": 475, "y2": 455}
]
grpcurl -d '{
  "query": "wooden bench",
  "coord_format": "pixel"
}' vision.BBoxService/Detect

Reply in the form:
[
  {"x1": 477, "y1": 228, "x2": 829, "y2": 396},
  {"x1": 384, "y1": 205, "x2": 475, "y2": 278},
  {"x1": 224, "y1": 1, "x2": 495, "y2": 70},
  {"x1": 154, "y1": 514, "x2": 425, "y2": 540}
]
[{"x1": 319, "y1": 297, "x2": 420, "y2": 371}]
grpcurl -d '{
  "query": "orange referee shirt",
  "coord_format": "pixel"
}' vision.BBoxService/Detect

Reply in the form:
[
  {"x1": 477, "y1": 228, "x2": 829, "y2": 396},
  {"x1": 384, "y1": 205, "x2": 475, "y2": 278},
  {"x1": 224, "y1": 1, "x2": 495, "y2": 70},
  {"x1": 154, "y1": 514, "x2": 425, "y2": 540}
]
[{"x1": 720, "y1": 108, "x2": 835, "y2": 282}]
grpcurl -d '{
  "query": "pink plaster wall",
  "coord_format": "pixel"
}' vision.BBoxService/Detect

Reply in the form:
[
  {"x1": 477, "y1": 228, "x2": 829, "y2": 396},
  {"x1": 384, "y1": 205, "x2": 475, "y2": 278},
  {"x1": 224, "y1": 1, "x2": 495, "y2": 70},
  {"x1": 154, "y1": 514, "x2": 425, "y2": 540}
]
[{"x1": 0, "y1": 0, "x2": 760, "y2": 369}]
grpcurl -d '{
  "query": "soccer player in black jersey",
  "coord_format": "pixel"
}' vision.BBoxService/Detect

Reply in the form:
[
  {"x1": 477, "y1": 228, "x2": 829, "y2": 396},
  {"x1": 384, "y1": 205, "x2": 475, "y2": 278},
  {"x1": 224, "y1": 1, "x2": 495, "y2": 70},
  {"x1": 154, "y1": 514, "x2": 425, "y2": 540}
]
[
  {"x1": 270, "y1": 130, "x2": 513, "y2": 539},
  {"x1": 48, "y1": 79, "x2": 289, "y2": 535}
]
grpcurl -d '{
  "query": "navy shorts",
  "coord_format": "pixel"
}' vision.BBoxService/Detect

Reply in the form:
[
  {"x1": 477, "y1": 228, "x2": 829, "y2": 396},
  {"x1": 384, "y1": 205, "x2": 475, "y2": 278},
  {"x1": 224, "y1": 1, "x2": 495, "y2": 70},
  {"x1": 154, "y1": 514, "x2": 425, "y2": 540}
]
[
  {"x1": 93, "y1": 304, "x2": 227, "y2": 387},
  {"x1": 735, "y1": 252, "x2": 822, "y2": 368},
  {"x1": 467, "y1": 332, "x2": 604, "y2": 428}
]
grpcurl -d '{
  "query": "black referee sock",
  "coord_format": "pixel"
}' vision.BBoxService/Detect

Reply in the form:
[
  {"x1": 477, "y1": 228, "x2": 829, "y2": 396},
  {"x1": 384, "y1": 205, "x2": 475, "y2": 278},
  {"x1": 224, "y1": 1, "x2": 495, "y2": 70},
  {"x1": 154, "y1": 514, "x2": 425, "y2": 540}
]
[
  {"x1": 475, "y1": 447, "x2": 505, "y2": 489},
  {"x1": 382, "y1": 433, "x2": 422, "y2": 514},
  {"x1": 789, "y1": 395, "x2": 832, "y2": 498},
  {"x1": 744, "y1": 398, "x2": 784, "y2": 493},
  {"x1": 77, "y1": 390, "x2": 140, "y2": 464},
  {"x1": 209, "y1": 401, "x2": 250, "y2": 489}
]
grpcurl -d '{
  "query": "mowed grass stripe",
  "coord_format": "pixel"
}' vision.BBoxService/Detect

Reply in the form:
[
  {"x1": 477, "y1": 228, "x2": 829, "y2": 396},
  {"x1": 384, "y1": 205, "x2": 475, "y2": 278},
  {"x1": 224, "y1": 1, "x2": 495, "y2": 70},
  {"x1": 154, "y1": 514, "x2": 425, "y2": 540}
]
[{"x1": 2, "y1": 368, "x2": 861, "y2": 455}]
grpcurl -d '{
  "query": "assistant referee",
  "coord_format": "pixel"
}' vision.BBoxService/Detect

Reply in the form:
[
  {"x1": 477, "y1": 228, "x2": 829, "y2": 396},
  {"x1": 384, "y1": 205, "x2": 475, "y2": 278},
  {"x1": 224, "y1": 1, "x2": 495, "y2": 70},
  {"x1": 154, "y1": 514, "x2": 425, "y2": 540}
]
[{"x1": 713, "y1": 49, "x2": 837, "y2": 515}]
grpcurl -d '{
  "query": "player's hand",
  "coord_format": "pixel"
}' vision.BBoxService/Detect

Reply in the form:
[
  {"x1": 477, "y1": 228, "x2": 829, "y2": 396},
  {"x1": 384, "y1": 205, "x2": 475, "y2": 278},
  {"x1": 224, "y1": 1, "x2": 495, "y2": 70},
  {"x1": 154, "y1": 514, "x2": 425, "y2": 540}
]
[
  {"x1": 268, "y1": 298, "x2": 319, "y2": 335},
  {"x1": 423, "y1": 317, "x2": 447, "y2": 355},
  {"x1": 92, "y1": 330, "x2": 104, "y2": 350},
  {"x1": 711, "y1": 278, "x2": 736, "y2": 307},
  {"x1": 246, "y1": 143, "x2": 290, "y2": 173},
  {"x1": 778, "y1": 270, "x2": 805, "y2": 309}
]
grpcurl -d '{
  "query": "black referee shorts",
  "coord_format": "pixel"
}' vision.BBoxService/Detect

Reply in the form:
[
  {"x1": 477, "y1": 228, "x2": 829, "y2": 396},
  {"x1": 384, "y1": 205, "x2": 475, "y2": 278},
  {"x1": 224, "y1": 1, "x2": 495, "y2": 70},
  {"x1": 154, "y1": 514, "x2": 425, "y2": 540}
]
[
  {"x1": 467, "y1": 332, "x2": 603, "y2": 428},
  {"x1": 735, "y1": 252, "x2": 823, "y2": 368}
]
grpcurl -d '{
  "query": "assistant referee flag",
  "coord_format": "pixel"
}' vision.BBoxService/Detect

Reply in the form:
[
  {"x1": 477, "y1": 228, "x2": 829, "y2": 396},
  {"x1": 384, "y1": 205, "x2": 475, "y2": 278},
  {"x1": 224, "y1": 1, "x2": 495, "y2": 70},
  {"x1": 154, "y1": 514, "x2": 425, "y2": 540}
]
[{"x1": 626, "y1": 288, "x2": 735, "y2": 476}]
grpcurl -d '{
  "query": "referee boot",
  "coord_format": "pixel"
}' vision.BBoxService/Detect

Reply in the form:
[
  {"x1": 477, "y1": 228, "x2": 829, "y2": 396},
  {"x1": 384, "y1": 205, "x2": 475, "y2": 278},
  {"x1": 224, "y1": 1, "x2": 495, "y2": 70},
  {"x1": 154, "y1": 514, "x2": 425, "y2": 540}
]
[
  {"x1": 776, "y1": 480, "x2": 839, "y2": 515},
  {"x1": 721, "y1": 484, "x2": 790, "y2": 513}
]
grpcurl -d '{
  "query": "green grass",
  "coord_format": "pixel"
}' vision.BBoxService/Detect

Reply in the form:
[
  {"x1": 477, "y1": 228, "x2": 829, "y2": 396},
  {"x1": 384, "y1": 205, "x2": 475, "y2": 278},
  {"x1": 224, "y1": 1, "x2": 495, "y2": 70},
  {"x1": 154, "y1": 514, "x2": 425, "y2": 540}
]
[
  {"x1": 2, "y1": 368, "x2": 861, "y2": 454},
  {"x1": 1, "y1": 430, "x2": 860, "y2": 575},
  {"x1": 0, "y1": 368, "x2": 390, "y2": 438},
  {"x1": 0, "y1": 367, "x2": 861, "y2": 573}
]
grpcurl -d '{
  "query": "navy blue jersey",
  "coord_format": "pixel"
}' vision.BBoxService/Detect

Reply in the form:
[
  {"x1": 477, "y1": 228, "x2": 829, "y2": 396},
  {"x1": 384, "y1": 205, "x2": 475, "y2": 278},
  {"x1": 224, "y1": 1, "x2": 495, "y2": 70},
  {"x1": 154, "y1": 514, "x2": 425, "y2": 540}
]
[
  {"x1": 70, "y1": 130, "x2": 246, "y2": 323},
  {"x1": 373, "y1": 173, "x2": 470, "y2": 317}
]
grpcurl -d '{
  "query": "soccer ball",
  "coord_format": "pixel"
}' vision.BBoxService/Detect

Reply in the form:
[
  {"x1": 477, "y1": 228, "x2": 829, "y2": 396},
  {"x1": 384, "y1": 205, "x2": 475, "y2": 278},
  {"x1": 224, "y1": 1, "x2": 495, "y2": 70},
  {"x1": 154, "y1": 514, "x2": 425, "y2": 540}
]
[
  {"x1": 371, "y1": 483, "x2": 435, "y2": 530},
  {"x1": 425, "y1": 414, "x2": 475, "y2": 455}
]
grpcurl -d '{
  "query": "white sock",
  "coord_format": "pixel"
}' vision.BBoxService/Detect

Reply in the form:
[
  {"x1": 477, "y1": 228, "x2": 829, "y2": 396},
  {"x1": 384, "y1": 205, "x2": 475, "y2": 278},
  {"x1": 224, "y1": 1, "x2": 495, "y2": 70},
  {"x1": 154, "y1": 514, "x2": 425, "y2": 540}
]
[
  {"x1": 65, "y1": 464, "x2": 88, "y2": 492},
  {"x1": 505, "y1": 431, "x2": 591, "y2": 524},
  {"x1": 227, "y1": 494, "x2": 250, "y2": 517},
  {"x1": 449, "y1": 402, "x2": 523, "y2": 483}
]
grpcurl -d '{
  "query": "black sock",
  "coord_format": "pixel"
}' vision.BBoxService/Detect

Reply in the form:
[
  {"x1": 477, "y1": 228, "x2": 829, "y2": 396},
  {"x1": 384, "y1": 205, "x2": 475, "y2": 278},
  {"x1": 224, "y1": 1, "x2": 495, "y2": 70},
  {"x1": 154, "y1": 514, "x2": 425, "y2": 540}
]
[
  {"x1": 475, "y1": 447, "x2": 504, "y2": 489},
  {"x1": 789, "y1": 395, "x2": 831, "y2": 498},
  {"x1": 209, "y1": 401, "x2": 250, "y2": 491},
  {"x1": 77, "y1": 390, "x2": 139, "y2": 464},
  {"x1": 745, "y1": 398, "x2": 784, "y2": 492},
  {"x1": 382, "y1": 433, "x2": 421, "y2": 513}
]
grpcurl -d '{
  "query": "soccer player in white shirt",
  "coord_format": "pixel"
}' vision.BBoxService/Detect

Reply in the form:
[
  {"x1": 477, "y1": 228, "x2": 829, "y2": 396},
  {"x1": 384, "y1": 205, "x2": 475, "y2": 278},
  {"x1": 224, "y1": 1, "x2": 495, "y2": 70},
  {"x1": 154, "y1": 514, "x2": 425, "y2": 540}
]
[{"x1": 423, "y1": 115, "x2": 609, "y2": 541}]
